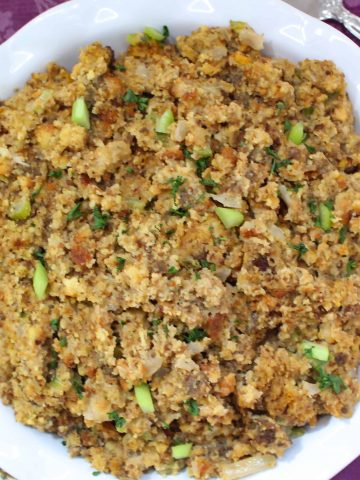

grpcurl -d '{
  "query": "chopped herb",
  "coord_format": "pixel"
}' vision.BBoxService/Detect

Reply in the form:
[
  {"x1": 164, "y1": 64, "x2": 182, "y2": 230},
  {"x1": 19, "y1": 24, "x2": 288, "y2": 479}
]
[
  {"x1": 48, "y1": 349, "x2": 58, "y2": 370},
  {"x1": 185, "y1": 398, "x2": 199, "y2": 416},
  {"x1": 162, "y1": 422, "x2": 170, "y2": 429},
  {"x1": 61, "y1": 440, "x2": 66, "y2": 446},
  {"x1": 308, "y1": 200, "x2": 317, "y2": 215},
  {"x1": 126, "y1": 167, "x2": 135, "y2": 173},
  {"x1": 183, "y1": 327, "x2": 208, "y2": 343},
  {"x1": 92, "y1": 472, "x2": 101, "y2": 477},
  {"x1": 50, "y1": 318, "x2": 60, "y2": 332},
  {"x1": 168, "y1": 266, "x2": 180, "y2": 275},
  {"x1": 265, "y1": 148, "x2": 291, "y2": 174},
  {"x1": 200, "y1": 176, "x2": 219, "y2": 191},
  {"x1": 284, "y1": 119, "x2": 291, "y2": 133},
  {"x1": 327, "y1": 91, "x2": 339, "y2": 101},
  {"x1": 291, "y1": 242, "x2": 308, "y2": 256},
  {"x1": 31, "y1": 186, "x2": 42, "y2": 200},
  {"x1": 315, "y1": 365, "x2": 346, "y2": 394},
  {"x1": 33, "y1": 247, "x2": 46, "y2": 266},
  {"x1": 195, "y1": 157, "x2": 210, "y2": 177},
  {"x1": 302, "y1": 341, "x2": 329, "y2": 362},
  {"x1": 346, "y1": 259, "x2": 356, "y2": 276},
  {"x1": 199, "y1": 259, "x2": 216, "y2": 272},
  {"x1": 339, "y1": 225, "x2": 348, "y2": 244},
  {"x1": 165, "y1": 228, "x2": 175, "y2": 237},
  {"x1": 168, "y1": 176, "x2": 186, "y2": 203},
  {"x1": 162, "y1": 325, "x2": 169, "y2": 335},
  {"x1": 108, "y1": 411, "x2": 126, "y2": 431},
  {"x1": 305, "y1": 144, "x2": 316, "y2": 154},
  {"x1": 123, "y1": 89, "x2": 149, "y2": 113},
  {"x1": 323, "y1": 199, "x2": 334, "y2": 211},
  {"x1": 92, "y1": 206, "x2": 110, "y2": 231},
  {"x1": 182, "y1": 146, "x2": 192, "y2": 159},
  {"x1": 302, "y1": 106, "x2": 314, "y2": 116},
  {"x1": 114, "y1": 64, "x2": 126, "y2": 71},
  {"x1": 59, "y1": 336, "x2": 68, "y2": 348},
  {"x1": 162, "y1": 25, "x2": 170, "y2": 40},
  {"x1": 20, "y1": 311, "x2": 27, "y2": 318},
  {"x1": 194, "y1": 271, "x2": 201, "y2": 280},
  {"x1": 288, "y1": 182, "x2": 303, "y2": 193},
  {"x1": 72, "y1": 372, "x2": 85, "y2": 398},
  {"x1": 48, "y1": 169, "x2": 63, "y2": 179},
  {"x1": 276, "y1": 101, "x2": 286, "y2": 110},
  {"x1": 169, "y1": 206, "x2": 189, "y2": 217},
  {"x1": 67, "y1": 201, "x2": 83, "y2": 222},
  {"x1": 116, "y1": 257, "x2": 126, "y2": 271}
]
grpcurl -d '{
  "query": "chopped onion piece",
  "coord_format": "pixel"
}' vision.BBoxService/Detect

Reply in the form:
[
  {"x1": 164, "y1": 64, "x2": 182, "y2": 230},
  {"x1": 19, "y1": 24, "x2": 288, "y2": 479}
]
[
  {"x1": 219, "y1": 455, "x2": 276, "y2": 480},
  {"x1": 278, "y1": 185, "x2": 291, "y2": 207},
  {"x1": 301, "y1": 340, "x2": 329, "y2": 362},
  {"x1": 210, "y1": 193, "x2": 243, "y2": 208},
  {"x1": 127, "y1": 33, "x2": 143, "y2": 45},
  {"x1": 144, "y1": 26, "x2": 165, "y2": 41}
]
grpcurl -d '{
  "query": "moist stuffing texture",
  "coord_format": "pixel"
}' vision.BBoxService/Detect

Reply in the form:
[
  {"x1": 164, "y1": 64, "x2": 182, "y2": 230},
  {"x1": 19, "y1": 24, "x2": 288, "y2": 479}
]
[{"x1": 0, "y1": 23, "x2": 359, "y2": 479}]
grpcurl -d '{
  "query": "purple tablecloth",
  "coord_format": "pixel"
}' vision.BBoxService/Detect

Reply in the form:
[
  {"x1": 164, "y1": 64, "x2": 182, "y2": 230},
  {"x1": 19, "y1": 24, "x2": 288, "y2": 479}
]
[{"x1": 0, "y1": 0, "x2": 359, "y2": 479}]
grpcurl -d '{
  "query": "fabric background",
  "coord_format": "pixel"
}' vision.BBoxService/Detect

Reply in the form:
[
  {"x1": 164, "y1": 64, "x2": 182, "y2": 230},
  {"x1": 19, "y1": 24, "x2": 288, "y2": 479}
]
[{"x1": 0, "y1": 0, "x2": 359, "y2": 479}]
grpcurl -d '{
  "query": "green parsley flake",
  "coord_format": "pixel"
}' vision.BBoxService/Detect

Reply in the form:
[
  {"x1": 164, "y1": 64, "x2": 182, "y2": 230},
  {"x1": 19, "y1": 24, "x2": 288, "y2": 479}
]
[
  {"x1": 199, "y1": 259, "x2": 216, "y2": 272},
  {"x1": 283, "y1": 119, "x2": 291, "y2": 133},
  {"x1": 33, "y1": 247, "x2": 46, "y2": 266},
  {"x1": 72, "y1": 372, "x2": 85, "y2": 398},
  {"x1": 114, "y1": 64, "x2": 126, "y2": 71},
  {"x1": 168, "y1": 266, "x2": 180, "y2": 275},
  {"x1": 123, "y1": 89, "x2": 149, "y2": 113},
  {"x1": 168, "y1": 176, "x2": 186, "y2": 203},
  {"x1": 48, "y1": 169, "x2": 63, "y2": 179},
  {"x1": 59, "y1": 337, "x2": 68, "y2": 348},
  {"x1": 195, "y1": 157, "x2": 210, "y2": 177},
  {"x1": 183, "y1": 327, "x2": 208, "y2": 343},
  {"x1": 200, "y1": 176, "x2": 219, "y2": 191},
  {"x1": 276, "y1": 101, "x2": 286, "y2": 110},
  {"x1": 291, "y1": 242, "x2": 308, "y2": 256},
  {"x1": 116, "y1": 257, "x2": 126, "y2": 271},
  {"x1": 346, "y1": 259, "x2": 356, "y2": 276},
  {"x1": 92, "y1": 206, "x2": 110, "y2": 231},
  {"x1": 288, "y1": 182, "x2": 303, "y2": 193},
  {"x1": 67, "y1": 201, "x2": 83, "y2": 222},
  {"x1": 107, "y1": 411, "x2": 126, "y2": 431},
  {"x1": 265, "y1": 148, "x2": 291, "y2": 174},
  {"x1": 169, "y1": 207, "x2": 189, "y2": 217},
  {"x1": 185, "y1": 398, "x2": 200, "y2": 416},
  {"x1": 315, "y1": 365, "x2": 346, "y2": 394},
  {"x1": 339, "y1": 225, "x2": 348, "y2": 244},
  {"x1": 50, "y1": 318, "x2": 60, "y2": 332}
]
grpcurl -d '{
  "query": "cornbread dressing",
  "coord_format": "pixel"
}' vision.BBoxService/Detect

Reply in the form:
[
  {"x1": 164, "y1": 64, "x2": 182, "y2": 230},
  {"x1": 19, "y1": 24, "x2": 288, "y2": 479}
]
[{"x1": 0, "y1": 23, "x2": 359, "y2": 479}]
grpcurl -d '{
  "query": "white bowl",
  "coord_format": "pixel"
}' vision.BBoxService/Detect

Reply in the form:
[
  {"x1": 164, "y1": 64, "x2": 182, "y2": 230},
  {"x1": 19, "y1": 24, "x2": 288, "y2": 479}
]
[{"x1": 0, "y1": 1, "x2": 359, "y2": 480}]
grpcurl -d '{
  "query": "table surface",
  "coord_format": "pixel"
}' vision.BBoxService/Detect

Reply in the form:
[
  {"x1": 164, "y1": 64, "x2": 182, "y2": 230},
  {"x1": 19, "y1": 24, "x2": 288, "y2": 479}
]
[{"x1": 0, "y1": 1, "x2": 359, "y2": 479}]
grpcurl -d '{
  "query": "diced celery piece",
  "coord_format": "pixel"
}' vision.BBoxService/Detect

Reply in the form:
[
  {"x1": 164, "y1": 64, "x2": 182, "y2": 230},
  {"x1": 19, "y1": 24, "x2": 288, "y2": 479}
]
[
  {"x1": 134, "y1": 383, "x2": 154, "y2": 413},
  {"x1": 155, "y1": 109, "x2": 174, "y2": 134},
  {"x1": 172, "y1": 443, "x2": 192, "y2": 459},
  {"x1": 8, "y1": 196, "x2": 31, "y2": 221},
  {"x1": 33, "y1": 261, "x2": 48, "y2": 301},
  {"x1": 215, "y1": 207, "x2": 244, "y2": 229},
  {"x1": 144, "y1": 26, "x2": 165, "y2": 41},
  {"x1": 319, "y1": 203, "x2": 332, "y2": 232},
  {"x1": 301, "y1": 340, "x2": 329, "y2": 362},
  {"x1": 127, "y1": 198, "x2": 146, "y2": 211},
  {"x1": 127, "y1": 33, "x2": 143, "y2": 45},
  {"x1": 230, "y1": 20, "x2": 248, "y2": 31},
  {"x1": 288, "y1": 122, "x2": 304, "y2": 145},
  {"x1": 71, "y1": 97, "x2": 90, "y2": 129}
]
